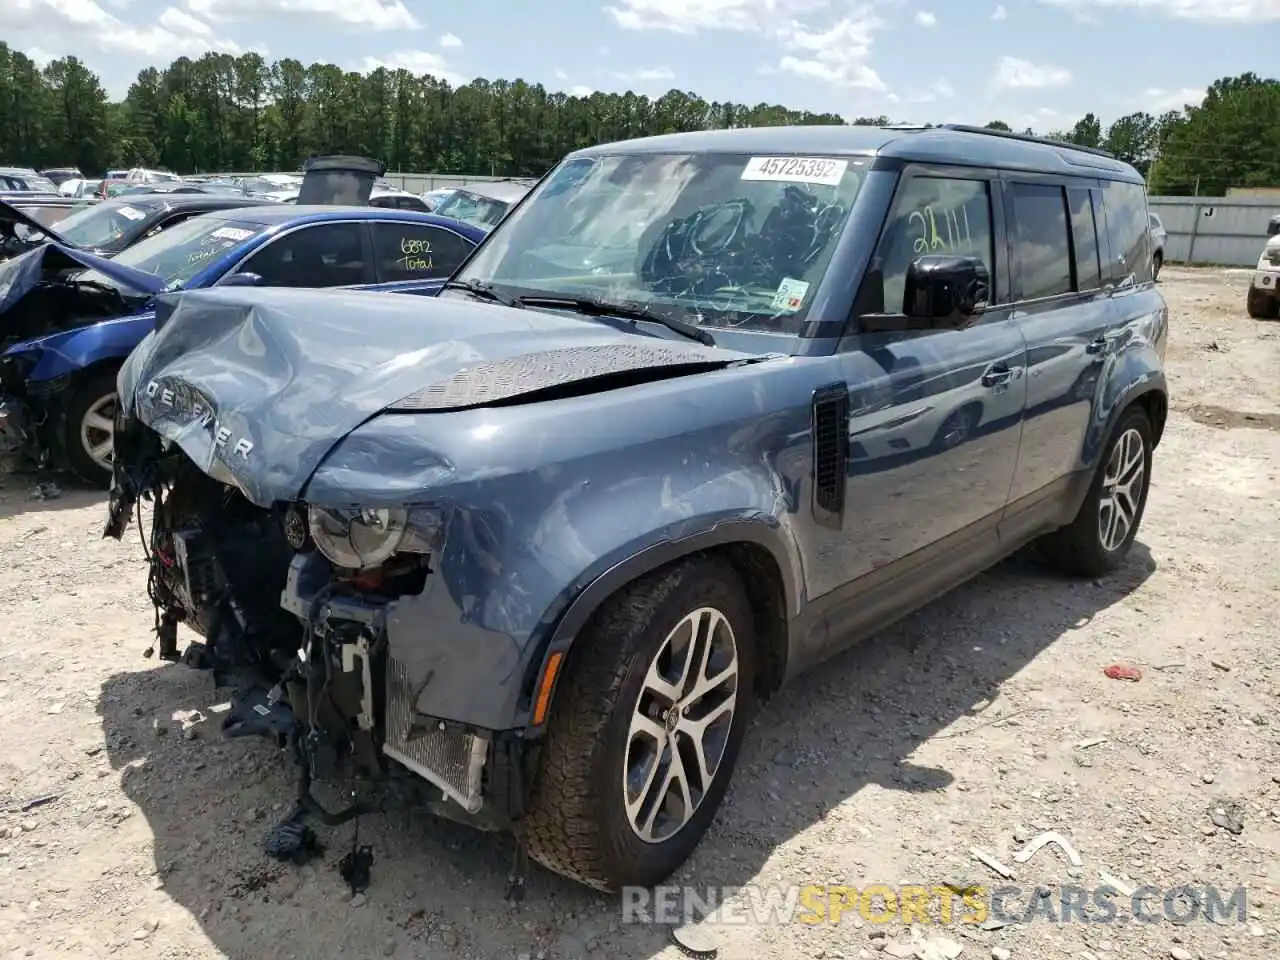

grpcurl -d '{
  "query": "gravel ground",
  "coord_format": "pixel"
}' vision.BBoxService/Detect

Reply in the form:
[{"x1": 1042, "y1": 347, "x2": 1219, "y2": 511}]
[{"x1": 1, "y1": 267, "x2": 1278, "y2": 960}]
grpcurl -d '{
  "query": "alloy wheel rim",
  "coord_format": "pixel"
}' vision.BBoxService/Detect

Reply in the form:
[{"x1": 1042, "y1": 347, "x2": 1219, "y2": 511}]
[
  {"x1": 1098, "y1": 427, "x2": 1146, "y2": 552},
  {"x1": 623, "y1": 606, "x2": 740, "y2": 844},
  {"x1": 80, "y1": 392, "x2": 117, "y2": 471}
]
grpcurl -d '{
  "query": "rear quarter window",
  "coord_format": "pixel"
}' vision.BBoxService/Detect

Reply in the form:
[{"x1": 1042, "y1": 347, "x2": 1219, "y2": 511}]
[{"x1": 1101, "y1": 180, "x2": 1152, "y2": 285}]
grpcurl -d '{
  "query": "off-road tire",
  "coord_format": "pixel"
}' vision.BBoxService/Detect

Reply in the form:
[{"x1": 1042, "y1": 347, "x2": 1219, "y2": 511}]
[
  {"x1": 1152, "y1": 251, "x2": 1163, "y2": 281},
  {"x1": 1247, "y1": 287, "x2": 1279, "y2": 320},
  {"x1": 522, "y1": 555, "x2": 757, "y2": 892},
  {"x1": 1037, "y1": 405, "x2": 1153, "y2": 578},
  {"x1": 63, "y1": 369, "x2": 120, "y2": 487}
]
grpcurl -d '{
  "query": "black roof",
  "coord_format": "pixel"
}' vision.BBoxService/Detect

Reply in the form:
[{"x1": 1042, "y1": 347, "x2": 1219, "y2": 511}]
[{"x1": 571, "y1": 124, "x2": 1144, "y2": 182}]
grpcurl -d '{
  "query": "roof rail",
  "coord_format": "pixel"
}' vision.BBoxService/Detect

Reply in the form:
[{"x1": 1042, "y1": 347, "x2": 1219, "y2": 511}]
[{"x1": 938, "y1": 123, "x2": 1116, "y2": 159}]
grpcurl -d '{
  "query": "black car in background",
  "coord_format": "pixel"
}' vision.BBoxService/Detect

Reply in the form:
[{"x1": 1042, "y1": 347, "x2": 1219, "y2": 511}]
[{"x1": 0, "y1": 193, "x2": 274, "y2": 261}]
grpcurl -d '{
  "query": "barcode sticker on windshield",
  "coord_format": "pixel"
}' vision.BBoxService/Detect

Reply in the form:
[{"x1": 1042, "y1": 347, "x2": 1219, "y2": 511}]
[
  {"x1": 118, "y1": 206, "x2": 145, "y2": 221},
  {"x1": 771, "y1": 277, "x2": 810, "y2": 312},
  {"x1": 210, "y1": 227, "x2": 255, "y2": 242},
  {"x1": 741, "y1": 157, "x2": 848, "y2": 186}
]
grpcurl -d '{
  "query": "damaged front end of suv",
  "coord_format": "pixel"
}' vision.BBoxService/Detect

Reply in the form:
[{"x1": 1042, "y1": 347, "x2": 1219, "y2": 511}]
[{"x1": 104, "y1": 283, "x2": 789, "y2": 890}]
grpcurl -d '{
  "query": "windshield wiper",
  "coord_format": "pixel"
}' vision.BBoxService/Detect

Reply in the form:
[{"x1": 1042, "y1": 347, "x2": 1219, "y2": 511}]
[
  {"x1": 515, "y1": 295, "x2": 715, "y2": 346},
  {"x1": 442, "y1": 278, "x2": 521, "y2": 307}
]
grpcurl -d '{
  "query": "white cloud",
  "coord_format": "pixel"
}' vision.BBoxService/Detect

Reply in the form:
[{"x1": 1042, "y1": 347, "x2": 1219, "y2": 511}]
[
  {"x1": 439, "y1": 32, "x2": 462, "y2": 47},
  {"x1": 904, "y1": 78, "x2": 954, "y2": 103},
  {"x1": 613, "y1": 66, "x2": 676, "y2": 81},
  {"x1": 554, "y1": 67, "x2": 570, "y2": 80},
  {"x1": 992, "y1": 55, "x2": 1073, "y2": 90},
  {"x1": 158, "y1": 6, "x2": 212, "y2": 35},
  {"x1": 1142, "y1": 85, "x2": 1207, "y2": 114},
  {"x1": 992, "y1": 3, "x2": 1008, "y2": 19},
  {"x1": 609, "y1": 0, "x2": 887, "y2": 95},
  {"x1": 914, "y1": 10, "x2": 936, "y2": 25},
  {"x1": 606, "y1": 0, "x2": 826, "y2": 33},
  {"x1": 1038, "y1": 0, "x2": 1279, "y2": 22},
  {"x1": 358, "y1": 50, "x2": 466, "y2": 85},
  {"x1": 186, "y1": 0, "x2": 420, "y2": 30},
  {"x1": 8, "y1": 0, "x2": 240, "y2": 76},
  {"x1": 777, "y1": 12, "x2": 887, "y2": 92},
  {"x1": 569, "y1": 85, "x2": 595, "y2": 96}
]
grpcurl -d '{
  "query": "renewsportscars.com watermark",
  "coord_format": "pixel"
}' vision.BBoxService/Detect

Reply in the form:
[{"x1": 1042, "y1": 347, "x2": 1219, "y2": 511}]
[{"x1": 621, "y1": 884, "x2": 1250, "y2": 927}]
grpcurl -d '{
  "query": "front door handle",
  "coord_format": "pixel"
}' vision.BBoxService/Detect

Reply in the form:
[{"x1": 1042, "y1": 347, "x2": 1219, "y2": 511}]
[
  {"x1": 1086, "y1": 336, "x2": 1109, "y2": 355},
  {"x1": 981, "y1": 363, "x2": 1012, "y2": 388}
]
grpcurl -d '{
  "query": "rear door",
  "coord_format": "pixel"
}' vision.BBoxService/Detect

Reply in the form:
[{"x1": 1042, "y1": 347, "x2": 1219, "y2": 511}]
[
  {"x1": 1002, "y1": 178, "x2": 1119, "y2": 518},
  {"x1": 368, "y1": 220, "x2": 478, "y2": 295}
]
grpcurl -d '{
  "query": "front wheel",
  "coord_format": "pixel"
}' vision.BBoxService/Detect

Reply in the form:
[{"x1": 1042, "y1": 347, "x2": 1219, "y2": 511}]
[
  {"x1": 63, "y1": 370, "x2": 120, "y2": 487},
  {"x1": 1152, "y1": 251, "x2": 1163, "y2": 281},
  {"x1": 1037, "y1": 406, "x2": 1153, "y2": 578},
  {"x1": 523, "y1": 556, "x2": 756, "y2": 891}
]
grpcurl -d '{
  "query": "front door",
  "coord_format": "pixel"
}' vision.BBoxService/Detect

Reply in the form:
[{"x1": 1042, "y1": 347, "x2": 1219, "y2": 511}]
[{"x1": 814, "y1": 170, "x2": 1029, "y2": 655}]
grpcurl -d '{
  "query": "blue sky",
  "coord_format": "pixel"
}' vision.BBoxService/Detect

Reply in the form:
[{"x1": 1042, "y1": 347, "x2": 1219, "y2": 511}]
[{"x1": 9, "y1": 0, "x2": 1277, "y2": 131}]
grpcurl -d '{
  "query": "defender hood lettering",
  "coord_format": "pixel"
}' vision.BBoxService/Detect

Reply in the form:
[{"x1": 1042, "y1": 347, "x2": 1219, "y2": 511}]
[
  {"x1": 0, "y1": 242, "x2": 166, "y2": 318},
  {"x1": 120, "y1": 287, "x2": 758, "y2": 506}
]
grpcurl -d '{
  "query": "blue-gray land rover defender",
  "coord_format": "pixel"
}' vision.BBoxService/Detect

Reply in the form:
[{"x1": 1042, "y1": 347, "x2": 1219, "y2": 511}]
[{"x1": 105, "y1": 123, "x2": 1167, "y2": 893}]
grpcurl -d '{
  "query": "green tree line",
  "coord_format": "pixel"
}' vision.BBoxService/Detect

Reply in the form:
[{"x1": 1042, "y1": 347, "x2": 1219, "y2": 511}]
[{"x1": 1, "y1": 43, "x2": 1276, "y2": 196}]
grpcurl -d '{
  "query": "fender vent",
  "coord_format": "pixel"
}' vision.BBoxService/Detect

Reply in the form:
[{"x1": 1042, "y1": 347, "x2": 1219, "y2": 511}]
[{"x1": 811, "y1": 383, "x2": 848, "y2": 528}]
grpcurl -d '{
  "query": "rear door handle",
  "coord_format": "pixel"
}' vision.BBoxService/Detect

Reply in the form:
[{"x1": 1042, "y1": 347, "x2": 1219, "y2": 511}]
[{"x1": 981, "y1": 363, "x2": 1012, "y2": 387}]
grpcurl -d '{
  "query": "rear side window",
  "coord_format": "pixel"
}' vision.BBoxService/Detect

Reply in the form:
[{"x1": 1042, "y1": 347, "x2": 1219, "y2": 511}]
[
  {"x1": 372, "y1": 222, "x2": 475, "y2": 281},
  {"x1": 1009, "y1": 183, "x2": 1072, "y2": 300},
  {"x1": 1067, "y1": 187, "x2": 1101, "y2": 292},
  {"x1": 1101, "y1": 180, "x2": 1152, "y2": 285}
]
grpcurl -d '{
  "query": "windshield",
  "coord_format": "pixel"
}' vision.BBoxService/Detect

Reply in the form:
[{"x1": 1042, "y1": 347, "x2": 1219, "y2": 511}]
[
  {"x1": 75, "y1": 216, "x2": 264, "y2": 292},
  {"x1": 456, "y1": 152, "x2": 866, "y2": 332},
  {"x1": 53, "y1": 200, "x2": 154, "y2": 249},
  {"x1": 434, "y1": 190, "x2": 512, "y2": 229}
]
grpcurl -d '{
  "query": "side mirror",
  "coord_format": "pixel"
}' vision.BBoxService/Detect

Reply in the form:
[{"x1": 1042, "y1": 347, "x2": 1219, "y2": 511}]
[
  {"x1": 903, "y1": 255, "x2": 989, "y2": 327},
  {"x1": 858, "y1": 255, "x2": 990, "y2": 334},
  {"x1": 221, "y1": 272, "x2": 263, "y2": 287}
]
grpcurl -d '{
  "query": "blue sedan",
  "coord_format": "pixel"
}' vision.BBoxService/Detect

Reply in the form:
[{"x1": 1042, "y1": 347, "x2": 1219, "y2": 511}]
[{"x1": 0, "y1": 205, "x2": 486, "y2": 483}]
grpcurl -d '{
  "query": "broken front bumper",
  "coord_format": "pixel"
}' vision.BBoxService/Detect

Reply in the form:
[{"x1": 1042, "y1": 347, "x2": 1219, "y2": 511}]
[{"x1": 280, "y1": 551, "x2": 494, "y2": 818}]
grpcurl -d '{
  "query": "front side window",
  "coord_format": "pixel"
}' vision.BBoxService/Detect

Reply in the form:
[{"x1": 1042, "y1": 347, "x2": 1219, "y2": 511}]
[
  {"x1": 372, "y1": 223, "x2": 474, "y2": 281},
  {"x1": 868, "y1": 176, "x2": 994, "y2": 314},
  {"x1": 1009, "y1": 183, "x2": 1073, "y2": 300},
  {"x1": 241, "y1": 222, "x2": 369, "y2": 288},
  {"x1": 456, "y1": 152, "x2": 867, "y2": 333},
  {"x1": 73, "y1": 215, "x2": 266, "y2": 292},
  {"x1": 1102, "y1": 180, "x2": 1152, "y2": 285}
]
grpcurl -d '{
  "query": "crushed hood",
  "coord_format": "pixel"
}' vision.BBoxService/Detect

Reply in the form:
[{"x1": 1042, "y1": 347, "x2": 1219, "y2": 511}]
[
  {"x1": 117, "y1": 286, "x2": 758, "y2": 506},
  {"x1": 0, "y1": 242, "x2": 167, "y2": 318}
]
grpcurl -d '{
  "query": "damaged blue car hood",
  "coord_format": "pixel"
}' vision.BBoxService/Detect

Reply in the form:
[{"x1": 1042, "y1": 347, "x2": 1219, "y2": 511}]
[
  {"x1": 118, "y1": 286, "x2": 761, "y2": 507},
  {"x1": 0, "y1": 242, "x2": 167, "y2": 316}
]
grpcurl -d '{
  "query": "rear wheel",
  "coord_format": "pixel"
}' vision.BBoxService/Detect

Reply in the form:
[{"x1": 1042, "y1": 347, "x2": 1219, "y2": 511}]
[
  {"x1": 63, "y1": 370, "x2": 119, "y2": 487},
  {"x1": 1037, "y1": 406, "x2": 1153, "y2": 578},
  {"x1": 522, "y1": 556, "x2": 756, "y2": 891},
  {"x1": 1247, "y1": 287, "x2": 1279, "y2": 319}
]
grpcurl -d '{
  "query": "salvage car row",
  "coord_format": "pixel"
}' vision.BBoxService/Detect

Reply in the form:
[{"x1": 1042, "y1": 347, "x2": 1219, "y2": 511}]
[{"x1": 15, "y1": 126, "x2": 1170, "y2": 896}]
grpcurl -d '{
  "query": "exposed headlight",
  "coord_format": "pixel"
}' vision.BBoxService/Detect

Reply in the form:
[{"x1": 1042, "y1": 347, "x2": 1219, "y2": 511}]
[
  {"x1": 306, "y1": 505, "x2": 443, "y2": 570},
  {"x1": 308, "y1": 506, "x2": 408, "y2": 569}
]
